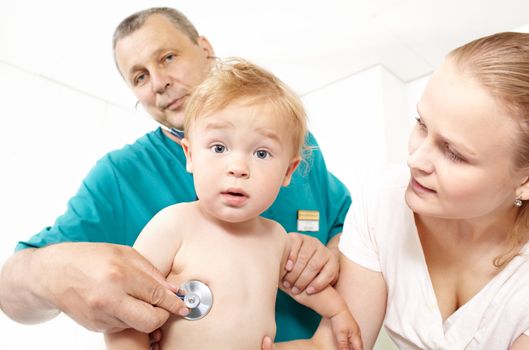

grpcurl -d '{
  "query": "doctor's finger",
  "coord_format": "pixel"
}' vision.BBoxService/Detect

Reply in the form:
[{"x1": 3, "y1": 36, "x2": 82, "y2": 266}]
[
  {"x1": 127, "y1": 251, "x2": 179, "y2": 292},
  {"x1": 304, "y1": 257, "x2": 337, "y2": 294},
  {"x1": 285, "y1": 232, "x2": 303, "y2": 271},
  {"x1": 124, "y1": 267, "x2": 188, "y2": 317},
  {"x1": 290, "y1": 251, "x2": 329, "y2": 293},
  {"x1": 115, "y1": 296, "x2": 172, "y2": 333},
  {"x1": 282, "y1": 247, "x2": 315, "y2": 292}
]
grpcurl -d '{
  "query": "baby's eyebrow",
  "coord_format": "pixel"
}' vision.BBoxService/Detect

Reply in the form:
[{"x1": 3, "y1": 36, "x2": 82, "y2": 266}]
[{"x1": 254, "y1": 127, "x2": 281, "y2": 144}]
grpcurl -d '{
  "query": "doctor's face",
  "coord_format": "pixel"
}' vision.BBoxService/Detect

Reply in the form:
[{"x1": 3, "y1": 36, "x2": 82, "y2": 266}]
[
  {"x1": 115, "y1": 14, "x2": 214, "y2": 129},
  {"x1": 405, "y1": 59, "x2": 524, "y2": 220}
]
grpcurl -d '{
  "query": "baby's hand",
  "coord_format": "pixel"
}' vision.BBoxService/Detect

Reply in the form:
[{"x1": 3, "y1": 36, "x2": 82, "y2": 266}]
[{"x1": 330, "y1": 309, "x2": 363, "y2": 350}]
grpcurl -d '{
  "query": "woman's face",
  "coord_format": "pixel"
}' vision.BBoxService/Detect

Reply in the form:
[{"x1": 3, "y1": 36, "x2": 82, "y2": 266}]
[{"x1": 405, "y1": 58, "x2": 526, "y2": 220}]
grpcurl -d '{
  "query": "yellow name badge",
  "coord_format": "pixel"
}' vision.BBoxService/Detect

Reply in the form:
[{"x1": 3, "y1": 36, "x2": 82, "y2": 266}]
[{"x1": 297, "y1": 210, "x2": 320, "y2": 232}]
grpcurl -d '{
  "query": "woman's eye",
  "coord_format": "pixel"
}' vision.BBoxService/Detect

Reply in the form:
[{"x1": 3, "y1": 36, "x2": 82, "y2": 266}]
[
  {"x1": 254, "y1": 150, "x2": 270, "y2": 159},
  {"x1": 211, "y1": 144, "x2": 226, "y2": 153},
  {"x1": 446, "y1": 148, "x2": 463, "y2": 162},
  {"x1": 164, "y1": 54, "x2": 175, "y2": 63}
]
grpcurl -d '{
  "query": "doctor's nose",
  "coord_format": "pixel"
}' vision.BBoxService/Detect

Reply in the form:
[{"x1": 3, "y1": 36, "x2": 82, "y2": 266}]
[{"x1": 151, "y1": 69, "x2": 172, "y2": 94}]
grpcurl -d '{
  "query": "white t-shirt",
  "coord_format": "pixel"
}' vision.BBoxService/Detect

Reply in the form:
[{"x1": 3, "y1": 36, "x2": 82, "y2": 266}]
[{"x1": 339, "y1": 165, "x2": 529, "y2": 350}]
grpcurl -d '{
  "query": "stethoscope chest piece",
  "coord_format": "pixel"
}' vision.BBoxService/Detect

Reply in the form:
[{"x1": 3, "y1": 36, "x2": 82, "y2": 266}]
[{"x1": 178, "y1": 280, "x2": 213, "y2": 321}]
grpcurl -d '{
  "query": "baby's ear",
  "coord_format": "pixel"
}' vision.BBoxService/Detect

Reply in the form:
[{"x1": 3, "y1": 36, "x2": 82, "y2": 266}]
[
  {"x1": 282, "y1": 157, "x2": 301, "y2": 187},
  {"x1": 181, "y1": 138, "x2": 193, "y2": 173}
]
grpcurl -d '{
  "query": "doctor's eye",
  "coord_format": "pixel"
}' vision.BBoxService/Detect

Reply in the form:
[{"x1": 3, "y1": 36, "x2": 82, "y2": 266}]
[
  {"x1": 133, "y1": 72, "x2": 147, "y2": 86},
  {"x1": 163, "y1": 53, "x2": 175, "y2": 63},
  {"x1": 211, "y1": 144, "x2": 226, "y2": 153},
  {"x1": 254, "y1": 149, "x2": 270, "y2": 159}
]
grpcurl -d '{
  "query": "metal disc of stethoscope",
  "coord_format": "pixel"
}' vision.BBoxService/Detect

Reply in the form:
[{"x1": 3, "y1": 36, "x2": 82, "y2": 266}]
[{"x1": 178, "y1": 280, "x2": 213, "y2": 321}]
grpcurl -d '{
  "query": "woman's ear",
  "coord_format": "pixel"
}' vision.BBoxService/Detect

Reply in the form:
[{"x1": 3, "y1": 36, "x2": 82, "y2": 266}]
[{"x1": 181, "y1": 138, "x2": 193, "y2": 173}]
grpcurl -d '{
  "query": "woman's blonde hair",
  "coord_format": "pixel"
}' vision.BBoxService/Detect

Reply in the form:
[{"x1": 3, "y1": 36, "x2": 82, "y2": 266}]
[
  {"x1": 449, "y1": 32, "x2": 529, "y2": 266},
  {"x1": 184, "y1": 57, "x2": 308, "y2": 159}
]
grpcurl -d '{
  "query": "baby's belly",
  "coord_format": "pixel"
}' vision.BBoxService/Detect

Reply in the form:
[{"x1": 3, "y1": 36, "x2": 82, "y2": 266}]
[{"x1": 160, "y1": 302, "x2": 276, "y2": 350}]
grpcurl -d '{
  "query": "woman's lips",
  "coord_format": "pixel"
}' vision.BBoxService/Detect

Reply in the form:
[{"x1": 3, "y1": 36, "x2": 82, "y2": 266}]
[{"x1": 410, "y1": 177, "x2": 436, "y2": 195}]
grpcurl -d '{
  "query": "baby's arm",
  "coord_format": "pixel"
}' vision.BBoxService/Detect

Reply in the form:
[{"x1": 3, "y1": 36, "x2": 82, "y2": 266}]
[
  {"x1": 282, "y1": 284, "x2": 361, "y2": 350},
  {"x1": 105, "y1": 205, "x2": 186, "y2": 350},
  {"x1": 279, "y1": 235, "x2": 362, "y2": 350}
]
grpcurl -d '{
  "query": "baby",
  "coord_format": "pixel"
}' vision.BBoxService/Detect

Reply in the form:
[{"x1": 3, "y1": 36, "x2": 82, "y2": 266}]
[{"x1": 105, "y1": 58, "x2": 361, "y2": 350}]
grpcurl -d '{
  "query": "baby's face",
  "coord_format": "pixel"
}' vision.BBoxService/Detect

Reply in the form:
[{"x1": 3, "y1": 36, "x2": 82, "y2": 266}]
[{"x1": 183, "y1": 100, "x2": 299, "y2": 223}]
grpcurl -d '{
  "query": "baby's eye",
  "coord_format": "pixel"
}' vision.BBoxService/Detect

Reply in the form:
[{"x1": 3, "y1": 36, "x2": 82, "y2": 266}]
[
  {"x1": 254, "y1": 150, "x2": 270, "y2": 159},
  {"x1": 211, "y1": 144, "x2": 226, "y2": 153}
]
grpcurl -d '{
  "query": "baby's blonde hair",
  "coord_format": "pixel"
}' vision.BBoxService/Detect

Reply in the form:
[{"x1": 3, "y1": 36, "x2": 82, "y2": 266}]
[{"x1": 184, "y1": 57, "x2": 308, "y2": 158}]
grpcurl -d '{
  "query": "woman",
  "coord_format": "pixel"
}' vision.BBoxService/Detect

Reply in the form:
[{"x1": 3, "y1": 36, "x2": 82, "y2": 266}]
[{"x1": 264, "y1": 32, "x2": 529, "y2": 350}]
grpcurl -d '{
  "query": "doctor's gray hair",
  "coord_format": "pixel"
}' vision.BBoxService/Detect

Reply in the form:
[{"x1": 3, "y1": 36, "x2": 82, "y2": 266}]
[{"x1": 112, "y1": 7, "x2": 199, "y2": 52}]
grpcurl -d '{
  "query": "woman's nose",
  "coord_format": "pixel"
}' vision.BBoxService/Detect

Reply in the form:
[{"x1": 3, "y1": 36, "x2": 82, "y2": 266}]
[{"x1": 407, "y1": 136, "x2": 434, "y2": 175}]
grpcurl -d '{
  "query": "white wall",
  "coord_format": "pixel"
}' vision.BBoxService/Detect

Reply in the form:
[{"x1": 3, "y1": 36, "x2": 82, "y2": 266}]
[{"x1": 304, "y1": 65, "x2": 411, "y2": 193}]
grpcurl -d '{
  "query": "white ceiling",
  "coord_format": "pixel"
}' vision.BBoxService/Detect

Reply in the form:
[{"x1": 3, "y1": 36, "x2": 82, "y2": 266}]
[{"x1": 1, "y1": 0, "x2": 529, "y2": 109}]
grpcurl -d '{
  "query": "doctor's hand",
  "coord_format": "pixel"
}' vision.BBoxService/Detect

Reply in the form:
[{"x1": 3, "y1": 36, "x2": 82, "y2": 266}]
[
  {"x1": 282, "y1": 233, "x2": 340, "y2": 295},
  {"x1": 41, "y1": 242, "x2": 187, "y2": 333}
]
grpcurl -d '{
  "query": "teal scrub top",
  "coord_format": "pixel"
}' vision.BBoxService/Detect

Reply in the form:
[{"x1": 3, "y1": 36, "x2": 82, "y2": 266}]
[{"x1": 17, "y1": 127, "x2": 351, "y2": 341}]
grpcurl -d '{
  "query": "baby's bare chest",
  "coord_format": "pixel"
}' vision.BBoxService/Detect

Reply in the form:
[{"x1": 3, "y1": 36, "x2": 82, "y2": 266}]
[
  {"x1": 161, "y1": 233, "x2": 283, "y2": 349},
  {"x1": 168, "y1": 232, "x2": 283, "y2": 304}
]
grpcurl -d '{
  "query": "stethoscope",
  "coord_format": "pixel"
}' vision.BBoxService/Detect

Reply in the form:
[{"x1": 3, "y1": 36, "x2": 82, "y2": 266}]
[
  {"x1": 168, "y1": 128, "x2": 185, "y2": 140},
  {"x1": 177, "y1": 280, "x2": 214, "y2": 320}
]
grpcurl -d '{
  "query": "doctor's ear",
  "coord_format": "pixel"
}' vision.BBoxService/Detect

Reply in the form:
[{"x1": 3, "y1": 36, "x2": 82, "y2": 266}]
[{"x1": 181, "y1": 138, "x2": 193, "y2": 173}]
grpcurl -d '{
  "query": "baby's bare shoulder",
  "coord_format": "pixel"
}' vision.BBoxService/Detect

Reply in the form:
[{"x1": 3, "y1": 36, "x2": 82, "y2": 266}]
[
  {"x1": 158, "y1": 201, "x2": 196, "y2": 216},
  {"x1": 152, "y1": 202, "x2": 199, "y2": 227},
  {"x1": 255, "y1": 217, "x2": 288, "y2": 257},
  {"x1": 259, "y1": 217, "x2": 286, "y2": 232}
]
